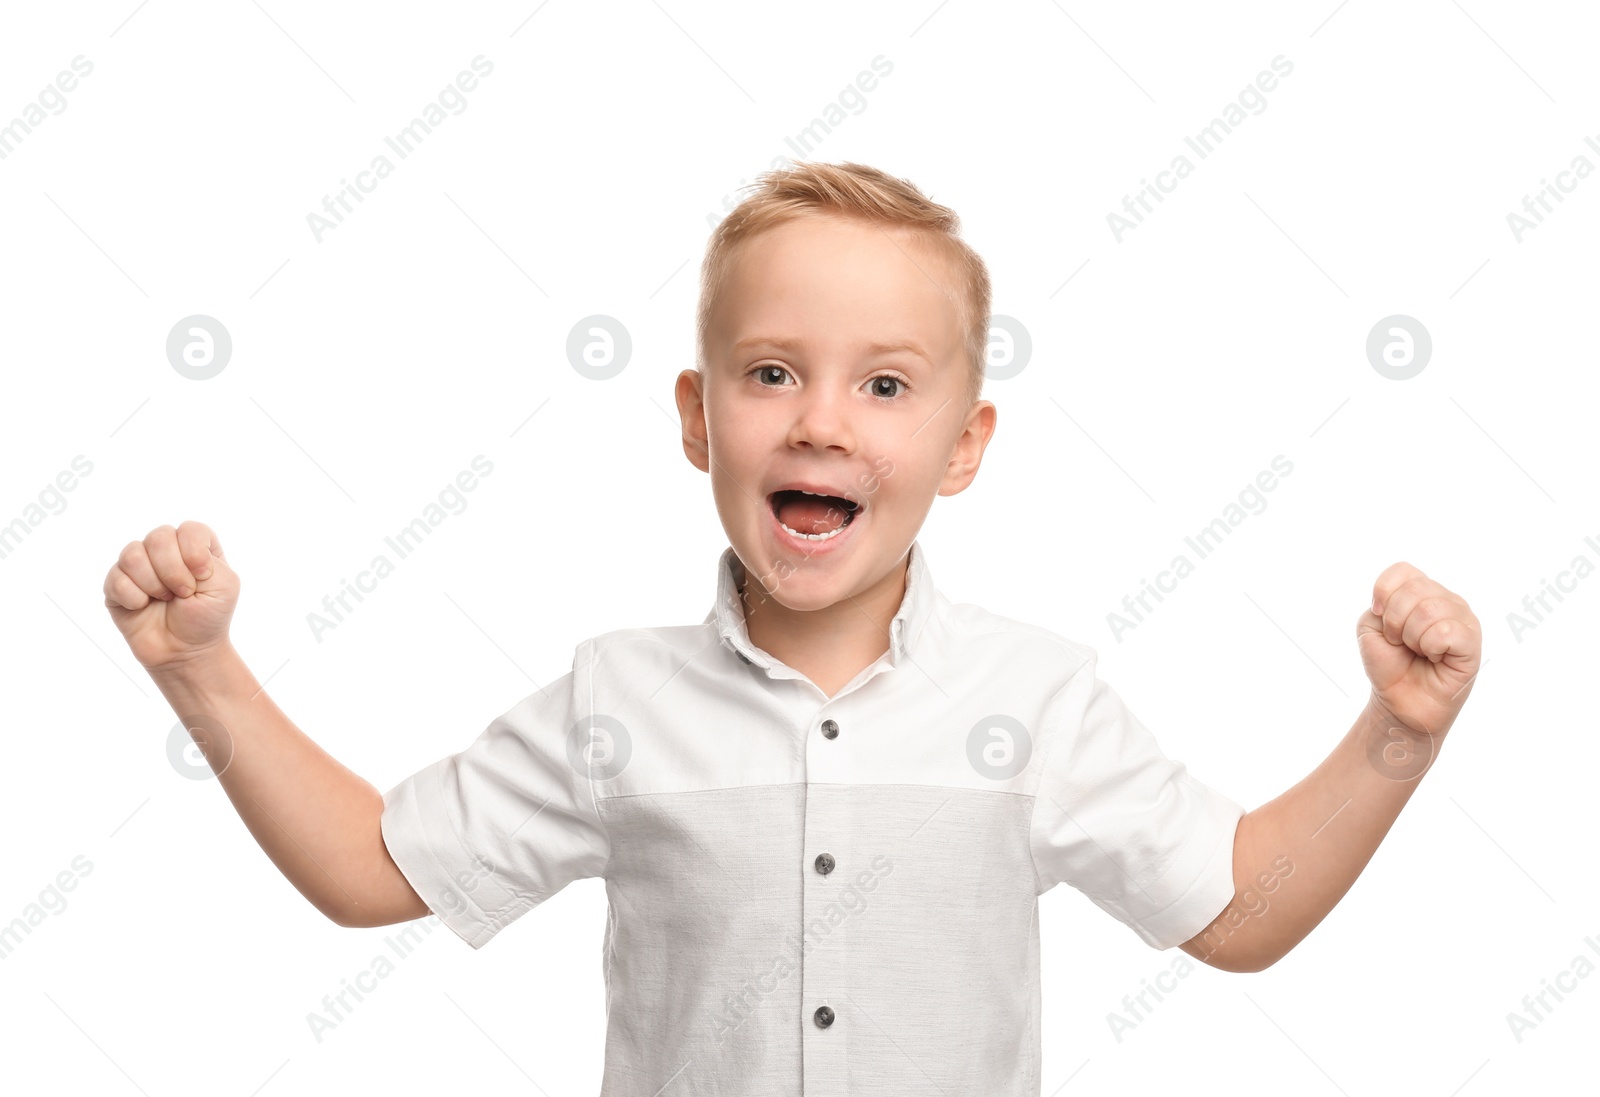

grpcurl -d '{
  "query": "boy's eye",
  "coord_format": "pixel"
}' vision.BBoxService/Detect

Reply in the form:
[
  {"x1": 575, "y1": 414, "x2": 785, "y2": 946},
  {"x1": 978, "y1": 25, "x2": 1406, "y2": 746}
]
[{"x1": 749, "y1": 365, "x2": 909, "y2": 400}]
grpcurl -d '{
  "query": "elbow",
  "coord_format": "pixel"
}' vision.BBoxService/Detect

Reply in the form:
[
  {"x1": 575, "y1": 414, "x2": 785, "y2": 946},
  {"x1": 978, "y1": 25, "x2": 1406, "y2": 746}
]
[
  {"x1": 1206, "y1": 944, "x2": 1288, "y2": 973},
  {"x1": 325, "y1": 893, "x2": 431, "y2": 930},
  {"x1": 1183, "y1": 938, "x2": 1286, "y2": 973},
  {"x1": 1218, "y1": 953, "x2": 1280, "y2": 974},
  {"x1": 324, "y1": 902, "x2": 364, "y2": 930},
  {"x1": 328, "y1": 901, "x2": 391, "y2": 930},
  {"x1": 319, "y1": 892, "x2": 378, "y2": 929}
]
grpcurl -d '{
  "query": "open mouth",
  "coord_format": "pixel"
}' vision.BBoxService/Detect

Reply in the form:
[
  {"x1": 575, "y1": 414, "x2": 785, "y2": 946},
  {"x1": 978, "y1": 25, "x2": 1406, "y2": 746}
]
[{"x1": 768, "y1": 488, "x2": 860, "y2": 543}]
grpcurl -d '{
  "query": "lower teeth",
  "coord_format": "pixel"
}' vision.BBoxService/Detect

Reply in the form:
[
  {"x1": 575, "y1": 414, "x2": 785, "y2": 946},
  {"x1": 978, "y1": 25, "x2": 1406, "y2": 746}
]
[{"x1": 779, "y1": 518, "x2": 849, "y2": 541}]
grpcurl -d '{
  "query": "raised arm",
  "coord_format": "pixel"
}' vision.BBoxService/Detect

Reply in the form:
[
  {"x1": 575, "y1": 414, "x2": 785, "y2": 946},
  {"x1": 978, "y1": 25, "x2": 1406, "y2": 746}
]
[
  {"x1": 105, "y1": 521, "x2": 428, "y2": 929},
  {"x1": 1179, "y1": 562, "x2": 1482, "y2": 972}
]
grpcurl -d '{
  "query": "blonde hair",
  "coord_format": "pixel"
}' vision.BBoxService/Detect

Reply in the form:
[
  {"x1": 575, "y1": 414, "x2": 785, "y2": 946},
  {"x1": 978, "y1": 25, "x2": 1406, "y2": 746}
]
[{"x1": 696, "y1": 160, "x2": 990, "y2": 410}]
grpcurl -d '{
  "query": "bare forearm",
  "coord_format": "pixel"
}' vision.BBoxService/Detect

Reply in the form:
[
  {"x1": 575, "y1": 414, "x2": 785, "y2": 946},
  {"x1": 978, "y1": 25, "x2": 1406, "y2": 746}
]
[
  {"x1": 1182, "y1": 698, "x2": 1441, "y2": 971},
  {"x1": 151, "y1": 642, "x2": 425, "y2": 927}
]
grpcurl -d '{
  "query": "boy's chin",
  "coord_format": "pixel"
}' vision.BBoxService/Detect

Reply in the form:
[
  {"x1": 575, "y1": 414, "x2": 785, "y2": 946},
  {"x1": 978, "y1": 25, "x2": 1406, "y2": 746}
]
[{"x1": 737, "y1": 539, "x2": 867, "y2": 607}]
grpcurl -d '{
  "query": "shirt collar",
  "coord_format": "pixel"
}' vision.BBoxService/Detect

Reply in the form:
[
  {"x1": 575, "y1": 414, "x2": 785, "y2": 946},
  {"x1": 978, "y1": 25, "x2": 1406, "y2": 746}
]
[{"x1": 704, "y1": 540, "x2": 936, "y2": 673}]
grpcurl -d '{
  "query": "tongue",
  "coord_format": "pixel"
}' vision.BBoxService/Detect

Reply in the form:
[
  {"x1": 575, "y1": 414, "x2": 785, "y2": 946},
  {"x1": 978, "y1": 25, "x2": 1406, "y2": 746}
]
[{"x1": 776, "y1": 494, "x2": 848, "y2": 534}]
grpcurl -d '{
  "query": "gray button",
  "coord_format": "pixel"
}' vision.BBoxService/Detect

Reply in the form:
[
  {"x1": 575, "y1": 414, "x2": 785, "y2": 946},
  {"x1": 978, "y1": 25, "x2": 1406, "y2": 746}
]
[
  {"x1": 813, "y1": 1005, "x2": 835, "y2": 1028},
  {"x1": 814, "y1": 852, "x2": 834, "y2": 875},
  {"x1": 821, "y1": 719, "x2": 838, "y2": 739}
]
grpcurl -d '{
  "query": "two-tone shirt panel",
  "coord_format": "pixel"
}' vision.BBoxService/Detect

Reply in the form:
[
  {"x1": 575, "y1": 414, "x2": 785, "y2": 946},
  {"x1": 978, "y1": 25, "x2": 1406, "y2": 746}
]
[{"x1": 586, "y1": 611, "x2": 1072, "y2": 1096}]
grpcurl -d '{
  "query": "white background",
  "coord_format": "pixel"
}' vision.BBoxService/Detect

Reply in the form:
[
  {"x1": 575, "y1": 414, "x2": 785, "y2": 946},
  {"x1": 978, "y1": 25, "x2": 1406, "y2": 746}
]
[{"x1": 2, "y1": 1, "x2": 1594, "y2": 1093}]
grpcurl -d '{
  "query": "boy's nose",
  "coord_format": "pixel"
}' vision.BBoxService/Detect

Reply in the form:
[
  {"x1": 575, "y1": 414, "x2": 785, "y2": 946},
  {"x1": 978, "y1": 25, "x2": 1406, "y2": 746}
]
[
  {"x1": 784, "y1": 385, "x2": 857, "y2": 454},
  {"x1": 787, "y1": 390, "x2": 856, "y2": 452}
]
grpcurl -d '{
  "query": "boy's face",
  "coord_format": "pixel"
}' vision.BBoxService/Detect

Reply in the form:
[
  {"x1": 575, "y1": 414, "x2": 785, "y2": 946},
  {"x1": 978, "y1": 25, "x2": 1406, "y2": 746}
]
[{"x1": 676, "y1": 213, "x2": 996, "y2": 614}]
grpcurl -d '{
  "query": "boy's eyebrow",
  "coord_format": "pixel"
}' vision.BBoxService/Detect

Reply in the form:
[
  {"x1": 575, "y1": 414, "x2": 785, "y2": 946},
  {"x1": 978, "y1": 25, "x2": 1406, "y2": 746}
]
[{"x1": 731, "y1": 335, "x2": 934, "y2": 366}]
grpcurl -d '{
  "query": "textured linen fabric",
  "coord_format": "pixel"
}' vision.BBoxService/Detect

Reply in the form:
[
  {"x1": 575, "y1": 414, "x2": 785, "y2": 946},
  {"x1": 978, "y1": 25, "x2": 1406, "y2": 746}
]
[{"x1": 380, "y1": 539, "x2": 1245, "y2": 1095}]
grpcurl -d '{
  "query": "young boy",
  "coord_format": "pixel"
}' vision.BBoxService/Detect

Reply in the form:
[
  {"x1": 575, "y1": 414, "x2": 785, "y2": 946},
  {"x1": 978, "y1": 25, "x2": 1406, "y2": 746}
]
[{"x1": 105, "y1": 161, "x2": 1482, "y2": 1095}]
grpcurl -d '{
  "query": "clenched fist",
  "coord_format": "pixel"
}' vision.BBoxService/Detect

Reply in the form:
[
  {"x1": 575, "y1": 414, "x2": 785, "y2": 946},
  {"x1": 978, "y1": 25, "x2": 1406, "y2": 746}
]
[
  {"x1": 104, "y1": 520, "x2": 239, "y2": 670},
  {"x1": 1357, "y1": 561, "x2": 1482, "y2": 740}
]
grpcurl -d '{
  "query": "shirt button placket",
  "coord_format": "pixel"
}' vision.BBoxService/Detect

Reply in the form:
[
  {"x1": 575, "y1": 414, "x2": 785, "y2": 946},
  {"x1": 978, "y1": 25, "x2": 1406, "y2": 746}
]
[{"x1": 801, "y1": 713, "x2": 848, "y2": 1093}]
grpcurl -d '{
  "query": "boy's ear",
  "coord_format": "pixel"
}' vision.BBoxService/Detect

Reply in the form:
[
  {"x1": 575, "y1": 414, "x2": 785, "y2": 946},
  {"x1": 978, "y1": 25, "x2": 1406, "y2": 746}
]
[
  {"x1": 674, "y1": 369, "x2": 712, "y2": 474},
  {"x1": 939, "y1": 398, "x2": 997, "y2": 497}
]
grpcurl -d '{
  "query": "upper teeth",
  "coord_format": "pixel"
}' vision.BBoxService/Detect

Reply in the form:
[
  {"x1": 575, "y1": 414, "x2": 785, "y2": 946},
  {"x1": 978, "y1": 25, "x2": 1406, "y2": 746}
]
[{"x1": 797, "y1": 489, "x2": 850, "y2": 505}]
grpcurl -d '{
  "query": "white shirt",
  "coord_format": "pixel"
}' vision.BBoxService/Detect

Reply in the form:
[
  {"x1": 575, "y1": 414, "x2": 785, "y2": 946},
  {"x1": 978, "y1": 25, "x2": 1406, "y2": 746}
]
[{"x1": 380, "y1": 539, "x2": 1244, "y2": 1095}]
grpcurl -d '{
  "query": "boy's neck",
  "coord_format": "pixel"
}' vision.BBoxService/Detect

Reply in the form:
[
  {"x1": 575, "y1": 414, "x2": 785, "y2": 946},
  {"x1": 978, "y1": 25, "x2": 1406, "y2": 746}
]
[{"x1": 737, "y1": 555, "x2": 910, "y2": 699}]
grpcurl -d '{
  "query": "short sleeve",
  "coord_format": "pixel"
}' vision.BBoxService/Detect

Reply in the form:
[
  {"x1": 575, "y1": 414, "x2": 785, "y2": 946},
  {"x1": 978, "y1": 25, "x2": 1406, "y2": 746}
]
[
  {"x1": 379, "y1": 644, "x2": 610, "y2": 949},
  {"x1": 1030, "y1": 648, "x2": 1243, "y2": 950}
]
